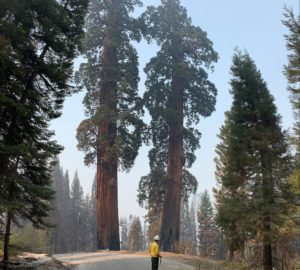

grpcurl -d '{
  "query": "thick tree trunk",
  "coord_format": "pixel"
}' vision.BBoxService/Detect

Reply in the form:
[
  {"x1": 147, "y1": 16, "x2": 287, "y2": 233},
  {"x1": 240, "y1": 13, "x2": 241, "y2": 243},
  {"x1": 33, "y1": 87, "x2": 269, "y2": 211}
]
[
  {"x1": 263, "y1": 216, "x2": 272, "y2": 270},
  {"x1": 229, "y1": 246, "x2": 234, "y2": 261},
  {"x1": 3, "y1": 212, "x2": 12, "y2": 263},
  {"x1": 96, "y1": 2, "x2": 120, "y2": 250},
  {"x1": 261, "y1": 151, "x2": 273, "y2": 270},
  {"x1": 97, "y1": 150, "x2": 119, "y2": 250},
  {"x1": 160, "y1": 73, "x2": 183, "y2": 251}
]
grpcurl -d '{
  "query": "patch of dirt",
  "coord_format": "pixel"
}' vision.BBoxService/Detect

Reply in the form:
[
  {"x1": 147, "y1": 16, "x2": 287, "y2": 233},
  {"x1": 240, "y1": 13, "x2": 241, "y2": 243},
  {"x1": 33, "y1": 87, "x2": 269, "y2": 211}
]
[{"x1": 0, "y1": 253, "x2": 72, "y2": 270}]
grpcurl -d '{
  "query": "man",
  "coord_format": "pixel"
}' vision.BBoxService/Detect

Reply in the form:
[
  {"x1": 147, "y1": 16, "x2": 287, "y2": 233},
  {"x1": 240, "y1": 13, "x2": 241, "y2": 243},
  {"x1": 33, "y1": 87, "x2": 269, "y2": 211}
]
[{"x1": 148, "y1": 235, "x2": 162, "y2": 270}]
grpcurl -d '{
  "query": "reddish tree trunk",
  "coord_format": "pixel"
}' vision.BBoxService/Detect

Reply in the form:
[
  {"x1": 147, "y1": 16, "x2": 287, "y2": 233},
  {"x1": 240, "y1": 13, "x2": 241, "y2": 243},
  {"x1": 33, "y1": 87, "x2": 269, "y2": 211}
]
[
  {"x1": 97, "y1": 147, "x2": 119, "y2": 250},
  {"x1": 96, "y1": 6, "x2": 120, "y2": 250},
  {"x1": 160, "y1": 74, "x2": 184, "y2": 251}
]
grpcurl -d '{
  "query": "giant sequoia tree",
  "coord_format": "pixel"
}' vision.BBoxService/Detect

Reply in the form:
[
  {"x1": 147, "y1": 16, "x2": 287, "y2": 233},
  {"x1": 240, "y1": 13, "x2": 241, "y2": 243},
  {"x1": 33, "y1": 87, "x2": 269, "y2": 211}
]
[
  {"x1": 214, "y1": 51, "x2": 293, "y2": 270},
  {"x1": 76, "y1": 0, "x2": 144, "y2": 250},
  {"x1": 141, "y1": 0, "x2": 217, "y2": 251},
  {"x1": 0, "y1": 0, "x2": 88, "y2": 262}
]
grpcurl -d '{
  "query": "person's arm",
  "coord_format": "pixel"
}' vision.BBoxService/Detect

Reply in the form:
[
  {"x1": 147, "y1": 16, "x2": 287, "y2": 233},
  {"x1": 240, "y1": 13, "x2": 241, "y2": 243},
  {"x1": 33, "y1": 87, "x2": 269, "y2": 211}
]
[
  {"x1": 148, "y1": 243, "x2": 152, "y2": 254},
  {"x1": 157, "y1": 245, "x2": 162, "y2": 258}
]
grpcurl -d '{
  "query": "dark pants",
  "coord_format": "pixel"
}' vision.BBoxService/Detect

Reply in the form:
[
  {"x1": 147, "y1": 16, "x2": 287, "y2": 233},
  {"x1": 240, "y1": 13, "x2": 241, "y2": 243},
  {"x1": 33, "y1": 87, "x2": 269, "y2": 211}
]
[{"x1": 151, "y1": 257, "x2": 159, "y2": 270}]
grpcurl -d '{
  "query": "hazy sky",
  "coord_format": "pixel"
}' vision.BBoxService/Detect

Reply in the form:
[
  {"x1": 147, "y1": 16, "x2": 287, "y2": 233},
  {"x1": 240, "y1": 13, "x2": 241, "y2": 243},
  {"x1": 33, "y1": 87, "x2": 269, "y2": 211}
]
[{"x1": 50, "y1": 0, "x2": 298, "y2": 219}]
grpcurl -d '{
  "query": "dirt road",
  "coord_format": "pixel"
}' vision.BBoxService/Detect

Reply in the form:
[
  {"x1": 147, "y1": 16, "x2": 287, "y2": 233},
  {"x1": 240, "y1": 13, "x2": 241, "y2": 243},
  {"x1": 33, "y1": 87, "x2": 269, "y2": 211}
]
[{"x1": 54, "y1": 251, "x2": 194, "y2": 270}]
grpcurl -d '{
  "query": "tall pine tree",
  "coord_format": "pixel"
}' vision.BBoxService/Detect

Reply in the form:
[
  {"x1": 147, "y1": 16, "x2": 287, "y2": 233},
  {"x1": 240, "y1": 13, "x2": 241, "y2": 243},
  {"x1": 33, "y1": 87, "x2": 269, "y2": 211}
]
[
  {"x1": 76, "y1": 0, "x2": 144, "y2": 250},
  {"x1": 128, "y1": 216, "x2": 144, "y2": 251},
  {"x1": 283, "y1": 7, "x2": 300, "y2": 161},
  {"x1": 70, "y1": 171, "x2": 84, "y2": 252},
  {"x1": 214, "y1": 51, "x2": 293, "y2": 269},
  {"x1": 0, "y1": 0, "x2": 88, "y2": 262},
  {"x1": 197, "y1": 190, "x2": 217, "y2": 258},
  {"x1": 141, "y1": 0, "x2": 217, "y2": 251},
  {"x1": 49, "y1": 162, "x2": 72, "y2": 253}
]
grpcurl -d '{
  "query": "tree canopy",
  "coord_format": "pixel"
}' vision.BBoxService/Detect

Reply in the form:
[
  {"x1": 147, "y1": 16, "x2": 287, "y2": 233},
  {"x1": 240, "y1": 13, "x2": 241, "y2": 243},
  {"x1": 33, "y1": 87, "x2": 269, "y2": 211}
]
[
  {"x1": 214, "y1": 51, "x2": 294, "y2": 269},
  {"x1": 0, "y1": 0, "x2": 88, "y2": 261},
  {"x1": 140, "y1": 0, "x2": 217, "y2": 251}
]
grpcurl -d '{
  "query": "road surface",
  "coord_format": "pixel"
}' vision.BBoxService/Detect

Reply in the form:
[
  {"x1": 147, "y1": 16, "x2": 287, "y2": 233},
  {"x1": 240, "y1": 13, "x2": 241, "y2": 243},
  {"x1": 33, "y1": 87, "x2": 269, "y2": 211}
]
[{"x1": 54, "y1": 251, "x2": 194, "y2": 270}]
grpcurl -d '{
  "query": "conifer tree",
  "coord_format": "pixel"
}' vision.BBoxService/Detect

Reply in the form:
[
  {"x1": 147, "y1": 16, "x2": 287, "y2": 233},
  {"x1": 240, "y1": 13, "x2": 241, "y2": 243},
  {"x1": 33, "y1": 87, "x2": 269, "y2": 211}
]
[
  {"x1": 141, "y1": 0, "x2": 217, "y2": 251},
  {"x1": 78, "y1": 194, "x2": 94, "y2": 251},
  {"x1": 70, "y1": 171, "x2": 84, "y2": 252},
  {"x1": 189, "y1": 198, "x2": 197, "y2": 254},
  {"x1": 120, "y1": 217, "x2": 129, "y2": 250},
  {"x1": 214, "y1": 51, "x2": 293, "y2": 269},
  {"x1": 283, "y1": 7, "x2": 300, "y2": 160},
  {"x1": 128, "y1": 216, "x2": 144, "y2": 251},
  {"x1": 0, "y1": 0, "x2": 88, "y2": 261},
  {"x1": 138, "y1": 169, "x2": 197, "y2": 242},
  {"x1": 90, "y1": 176, "x2": 97, "y2": 251},
  {"x1": 76, "y1": 0, "x2": 144, "y2": 250},
  {"x1": 49, "y1": 162, "x2": 70, "y2": 253},
  {"x1": 197, "y1": 190, "x2": 217, "y2": 258},
  {"x1": 180, "y1": 200, "x2": 191, "y2": 244},
  {"x1": 282, "y1": 7, "x2": 300, "y2": 233},
  {"x1": 214, "y1": 112, "x2": 252, "y2": 259}
]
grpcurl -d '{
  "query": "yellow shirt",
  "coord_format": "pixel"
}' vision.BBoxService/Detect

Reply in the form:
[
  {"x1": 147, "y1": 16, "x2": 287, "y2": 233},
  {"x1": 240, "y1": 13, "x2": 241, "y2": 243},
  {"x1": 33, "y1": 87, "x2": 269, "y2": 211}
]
[{"x1": 148, "y1": 241, "x2": 160, "y2": 257}]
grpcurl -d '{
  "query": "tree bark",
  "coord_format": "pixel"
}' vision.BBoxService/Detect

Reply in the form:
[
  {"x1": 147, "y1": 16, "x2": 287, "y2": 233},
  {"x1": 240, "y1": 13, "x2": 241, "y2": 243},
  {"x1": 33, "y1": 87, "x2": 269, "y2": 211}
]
[
  {"x1": 3, "y1": 212, "x2": 12, "y2": 263},
  {"x1": 96, "y1": 1, "x2": 120, "y2": 250},
  {"x1": 262, "y1": 216, "x2": 272, "y2": 270},
  {"x1": 160, "y1": 71, "x2": 184, "y2": 251},
  {"x1": 261, "y1": 150, "x2": 273, "y2": 270}
]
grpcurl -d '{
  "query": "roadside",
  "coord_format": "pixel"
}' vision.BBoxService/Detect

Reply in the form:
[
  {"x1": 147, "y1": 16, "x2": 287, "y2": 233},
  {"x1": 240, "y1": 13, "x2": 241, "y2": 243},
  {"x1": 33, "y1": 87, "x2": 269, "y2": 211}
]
[
  {"x1": 0, "y1": 251, "x2": 249, "y2": 270},
  {"x1": 0, "y1": 253, "x2": 71, "y2": 270}
]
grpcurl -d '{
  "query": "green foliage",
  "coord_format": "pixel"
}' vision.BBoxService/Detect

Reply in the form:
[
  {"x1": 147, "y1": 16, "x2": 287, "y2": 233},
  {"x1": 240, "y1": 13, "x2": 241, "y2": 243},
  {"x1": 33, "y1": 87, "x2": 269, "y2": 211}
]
[
  {"x1": 138, "y1": 168, "x2": 197, "y2": 224},
  {"x1": 138, "y1": 1, "x2": 217, "y2": 250},
  {"x1": 282, "y1": 8, "x2": 300, "y2": 234},
  {"x1": 0, "y1": 0, "x2": 88, "y2": 259},
  {"x1": 10, "y1": 224, "x2": 49, "y2": 254},
  {"x1": 127, "y1": 216, "x2": 144, "y2": 251},
  {"x1": 49, "y1": 165, "x2": 97, "y2": 253},
  {"x1": 76, "y1": 0, "x2": 144, "y2": 171},
  {"x1": 120, "y1": 217, "x2": 129, "y2": 250},
  {"x1": 214, "y1": 51, "x2": 294, "y2": 265},
  {"x1": 141, "y1": 0, "x2": 218, "y2": 170},
  {"x1": 179, "y1": 199, "x2": 197, "y2": 255},
  {"x1": 282, "y1": 7, "x2": 300, "y2": 145},
  {"x1": 197, "y1": 190, "x2": 221, "y2": 258},
  {"x1": 48, "y1": 161, "x2": 72, "y2": 253}
]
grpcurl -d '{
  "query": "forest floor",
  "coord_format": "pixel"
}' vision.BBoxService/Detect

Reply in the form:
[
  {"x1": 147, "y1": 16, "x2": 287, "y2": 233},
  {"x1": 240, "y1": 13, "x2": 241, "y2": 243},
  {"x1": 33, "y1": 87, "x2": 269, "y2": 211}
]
[{"x1": 0, "y1": 253, "x2": 71, "y2": 270}]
